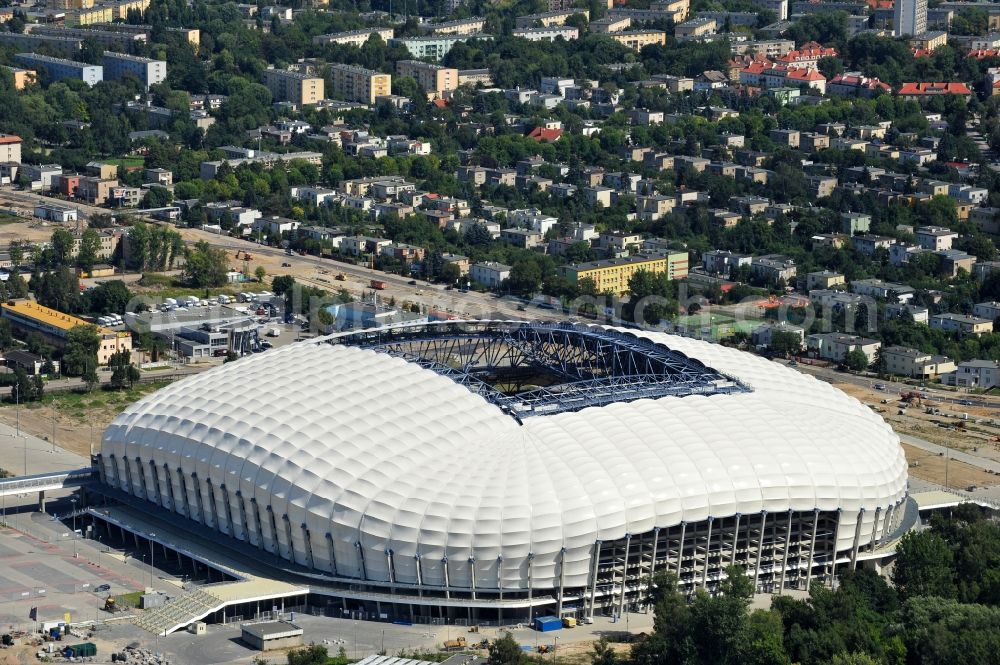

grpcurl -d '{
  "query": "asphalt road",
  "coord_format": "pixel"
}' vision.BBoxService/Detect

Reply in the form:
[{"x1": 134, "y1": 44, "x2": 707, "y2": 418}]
[{"x1": 775, "y1": 359, "x2": 1000, "y2": 412}]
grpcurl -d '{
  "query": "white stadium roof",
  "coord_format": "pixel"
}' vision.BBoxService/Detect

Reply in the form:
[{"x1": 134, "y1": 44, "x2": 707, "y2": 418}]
[{"x1": 102, "y1": 322, "x2": 908, "y2": 593}]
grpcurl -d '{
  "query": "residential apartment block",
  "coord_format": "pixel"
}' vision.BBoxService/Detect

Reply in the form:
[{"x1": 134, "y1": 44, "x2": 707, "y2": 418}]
[
  {"x1": 102, "y1": 51, "x2": 166, "y2": 89},
  {"x1": 396, "y1": 60, "x2": 459, "y2": 98},
  {"x1": 564, "y1": 253, "x2": 688, "y2": 296},
  {"x1": 329, "y1": 64, "x2": 391, "y2": 105},
  {"x1": 312, "y1": 27, "x2": 395, "y2": 47},
  {"x1": 14, "y1": 53, "x2": 102, "y2": 86},
  {"x1": 262, "y1": 69, "x2": 324, "y2": 106}
]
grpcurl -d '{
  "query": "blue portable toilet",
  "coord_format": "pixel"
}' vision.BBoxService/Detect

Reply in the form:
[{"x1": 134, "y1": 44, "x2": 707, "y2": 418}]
[{"x1": 534, "y1": 616, "x2": 562, "y2": 632}]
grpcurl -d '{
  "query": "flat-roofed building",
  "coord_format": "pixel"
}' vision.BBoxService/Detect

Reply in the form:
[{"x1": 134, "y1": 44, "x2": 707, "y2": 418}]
[
  {"x1": 262, "y1": 68, "x2": 324, "y2": 106},
  {"x1": 428, "y1": 17, "x2": 486, "y2": 35},
  {"x1": 0, "y1": 32, "x2": 82, "y2": 56},
  {"x1": 14, "y1": 53, "x2": 102, "y2": 86},
  {"x1": 312, "y1": 27, "x2": 395, "y2": 46},
  {"x1": 1, "y1": 300, "x2": 132, "y2": 364},
  {"x1": 564, "y1": 253, "x2": 688, "y2": 296},
  {"x1": 102, "y1": 51, "x2": 165, "y2": 89},
  {"x1": 329, "y1": 64, "x2": 391, "y2": 105},
  {"x1": 389, "y1": 34, "x2": 493, "y2": 60},
  {"x1": 609, "y1": 30, "x2": 667, "y2": 50},
  {"x1": 930, "y1": 313, "x2": 993, "y2": 336},
  {"x1": 513, "y1": 26, "x2": 580, "y2": 41},
  {"x1": 2, "y1": 66, "x2": 36, "y2": 90},
  {"x1": 396, "y1": 60, "x2": 459, "y2": 98},
  {"x1": 515, "y1": 9, "x2": 589, "y2": 28}
]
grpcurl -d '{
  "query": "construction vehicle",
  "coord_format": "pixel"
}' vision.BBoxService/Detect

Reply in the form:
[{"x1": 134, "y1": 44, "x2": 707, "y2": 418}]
[
  {"x1": 443, "y1": 637, "x2": 467, "y2": 651},
  {"x1": 336, "y1": 273, "x2": 347, "y2": 281},
  {"x1": 370, "y1": 279, "x2": 387, "y2": 290},
  {"x1": 537, "y1": 645, "x2": 553, "y2": 654},
  {"x1": 102, "y1": 597, "x2": 118, "y2": 613}
]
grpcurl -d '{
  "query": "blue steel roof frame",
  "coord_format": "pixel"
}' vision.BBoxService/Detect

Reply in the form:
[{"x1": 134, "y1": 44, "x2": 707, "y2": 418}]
[{"x1": 331, "y1": 321, "x2": 752, "y2": 421}]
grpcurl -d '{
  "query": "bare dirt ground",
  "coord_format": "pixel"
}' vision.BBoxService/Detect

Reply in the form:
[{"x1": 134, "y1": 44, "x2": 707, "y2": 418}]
[
  {"x1": 0, "y1": 383, "x2": 169, "y2": 457},
  {"x1": 901, "y1": 443, "x2": 1000, "y2": 489}
]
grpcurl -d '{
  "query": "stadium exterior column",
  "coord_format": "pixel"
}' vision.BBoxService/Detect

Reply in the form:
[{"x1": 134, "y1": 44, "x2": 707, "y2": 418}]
[
  {"x1": 557, "y1": 547, "x2": 566, "y2": 616},
  {"x1": 387, "y1": 550, "x2": 395, "y2": 586},
  {"x1": 805, "y1": 509, "x2": 819, "y2": 592},
  {"x1": 881, "y1": 502, "x2": 896, "y2": 545},
  {"x1": 235, "y1": 491, "x2": 248, "y2": 541},
  {"x1": 251, "y1": 498, "x2": 264, "y2": 550},
  {"x1": 587, "y1": 541, "x2": 600, "y2": 620},
  {"x1": 356, "y1": 541, "x2": 368, "y2": 580},
  {"x1": 443, "y1": 556, "x2": 451, "y2": 599},
  {"x1": 326, "y1": 533, "x2": 338, "y2": 575},
  {"x1": 868, "y1": 506, "x2": 882, "y2": 552},
  {"x1": 831, "y1": 508, "x2": 843, "y2": 585},
  {"x1": 730, "y1": 513, "x2": 741, "y2": 567},
  {"x1": 282, "y1": 515, "x2": 294, "y2": 561},
  {"x1": 177, "y1": 468, "x2": 189, "y2": 518},
  {"x1": 497, "y1": 555, "x2": 503, "y2": 600},
  {"x1": 618, "y1": 534, "x2": 631, "y2": 617},
  {"x1": 527, "y1": 552, "x2": 535, "y2": 623},
  {"x1": 701, "y1": 518, "x2": 714, "y2": 589},
  {"x1": 648, "y1": 527, "x2": 660, "y2": 611},
  {"x1": 469, "y1": 557, "x2": 476, "y2": 600},
  {"x1": 221, "y1": 485, "x2": 234, "y2": 536},
  {"x1": 675, "y1": 522, "x2": 686, "y2": 580},
  {"x1": 303, "y1": 525, "x2": 315, "y2": 569},
  {"x1": 850, "y1": 508, "x2": 865, "y2": 571},
  {"x1": 415, "y1": 554, "x2": 424, "y2": 597},
  {"x1": 753, "y1": 511, "x2": 768, "y2": 592},
  {"x1": 779, "y1": 510, "x2": 792, "y2": 593},
  {"x1": 163, "y1": 464, "x2": 176, "y2": 511},
  {"x1": 149, "y1": 461, "x2": 161, "y2": 505},
  {"x1": 133, "y1": 457, "x2": 147, "y2": 498}
]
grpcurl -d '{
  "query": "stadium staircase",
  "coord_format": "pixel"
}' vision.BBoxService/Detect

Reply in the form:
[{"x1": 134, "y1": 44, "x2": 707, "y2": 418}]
[{"x1": 134, "y1": 578, "x2": 308, "y2": 636}]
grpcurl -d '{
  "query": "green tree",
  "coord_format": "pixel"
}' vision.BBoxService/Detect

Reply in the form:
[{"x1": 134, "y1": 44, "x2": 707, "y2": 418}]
[
  {"x1": 88, "y1": 280, "x2": 132, "y2": 315},
  {"x1": 271, "y1": 275, "x2": 296, "y2": 295},
  {"x1": 76, "y1": 228, "x2": 101, "y2": 272},
  {"x1": 769, "y1": 331, "x2": 802, "y2": 358},
  {"x1": 255, "y1": 265, "x2": 267, "y2": 283},
  {"x1": 591, "y1": 637, "x2": 617, "y2": 665},
  {"x1": 844, "y1": 348, "x2": 869, "y2": 372},
  {"x1": 507, "y1": 259, "x2": 542, "y2": 295},
  {"x1": 893, "y1": 530, "x2": 956, "y2": 599},
  {"x1": 62, "y1": 325, "x2": 101, "y2": 377},
  {"x1": 50, "y1": 228, "x2": 74, "y2": 266},
  {"x1": 183, "y1": 240, "x2": 229, "y2": 288},
  {"x1": 487, "y1": 633, "x2": 526, "y2": 665}
]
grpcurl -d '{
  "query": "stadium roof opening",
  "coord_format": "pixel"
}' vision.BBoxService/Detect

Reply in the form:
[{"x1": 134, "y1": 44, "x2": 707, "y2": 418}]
[{"x1": 332, "y1": 321, "x2": 752, "y2": 420}]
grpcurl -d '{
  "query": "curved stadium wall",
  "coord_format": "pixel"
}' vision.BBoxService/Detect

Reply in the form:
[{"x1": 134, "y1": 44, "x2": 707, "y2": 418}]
[{"x1": 98, "y1": 321, "x2": 909, "y2": 621}]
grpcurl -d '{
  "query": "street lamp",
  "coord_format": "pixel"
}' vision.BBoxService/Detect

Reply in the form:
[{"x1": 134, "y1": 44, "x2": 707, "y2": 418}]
[{"x1": 70, "y1": 498, "x2": 77, "y2": 559}]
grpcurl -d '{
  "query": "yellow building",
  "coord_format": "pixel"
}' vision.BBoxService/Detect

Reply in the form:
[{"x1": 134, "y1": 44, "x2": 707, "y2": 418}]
[
  {"x1": 908, "y1": 31, "x2": 947, "y2": 51},
  {"x1": 429, "y1": 17, "x2": 486, "y2": 35},
  {"x1": 2, "y1": 66, "x2": 35, "y2": 90},
  {"x1": 329, "y1": 63, "x2": 391, "y2": 105},
  {"x1": 47, "y1": 0, "x2": 94, "y2": 9},
  {"x1": 262, "y1": 69, "x2": 324, "y2": 106},
  {"x1": 609, "y1": 30, "x2": 667, "y2": 51},
  {"x1": 396, "y1": 60, "x2": 458, "y2": 99},
  {"x1": 564, "y1": 253, "x2": 689, "y2": 296},
  {"x1": 1, "y1": 300, "x2": 132, "y2": 365}
]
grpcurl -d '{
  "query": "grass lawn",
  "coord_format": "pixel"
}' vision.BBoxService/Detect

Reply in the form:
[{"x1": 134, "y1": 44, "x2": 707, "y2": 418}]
[
  {"x1": 28, "y1": 381, "x2": 172, "y2": 424},
  {"x1": 135, "y1": 273, "x2": 249, "y2": 300},
  {"x1": 104, "y1": 157, "x2": 146, "y2": 169},
  {"x1": 0, "y1": 214, "x2": 24, "y2": 225}
]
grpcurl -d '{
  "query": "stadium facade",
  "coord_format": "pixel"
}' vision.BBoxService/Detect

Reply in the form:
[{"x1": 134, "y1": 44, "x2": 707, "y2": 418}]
[{"x1": 98, "y1": 321, "x2": 909, "y2": 621}]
